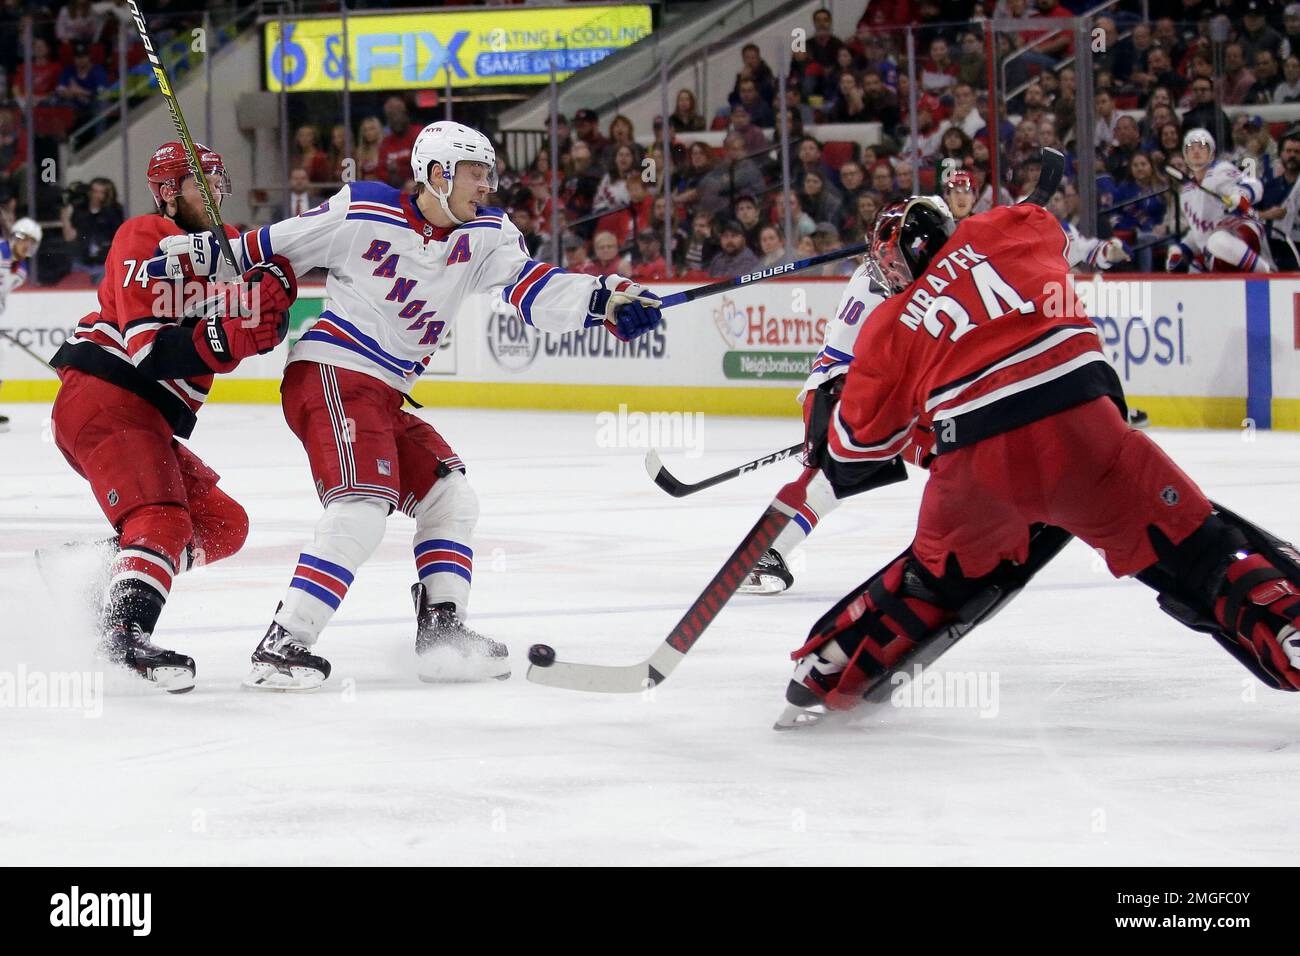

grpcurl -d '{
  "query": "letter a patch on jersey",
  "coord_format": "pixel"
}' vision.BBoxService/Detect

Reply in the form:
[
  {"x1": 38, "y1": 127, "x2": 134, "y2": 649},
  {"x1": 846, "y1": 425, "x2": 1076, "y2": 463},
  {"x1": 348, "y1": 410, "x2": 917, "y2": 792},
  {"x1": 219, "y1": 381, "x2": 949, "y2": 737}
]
[{"x1": 446, "y1": 234, "x2": 472, "y2": 265}]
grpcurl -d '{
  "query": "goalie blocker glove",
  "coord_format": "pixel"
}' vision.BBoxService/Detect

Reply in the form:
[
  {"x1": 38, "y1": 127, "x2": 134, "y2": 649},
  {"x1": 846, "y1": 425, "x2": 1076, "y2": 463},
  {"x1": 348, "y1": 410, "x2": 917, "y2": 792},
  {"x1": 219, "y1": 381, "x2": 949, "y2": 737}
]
[
  {"x1": 804, "y1": 378, "x2": 908, "y2": 498},
  {"x1": 194, "y1": 255, "x2": 298, "y2": 373}
]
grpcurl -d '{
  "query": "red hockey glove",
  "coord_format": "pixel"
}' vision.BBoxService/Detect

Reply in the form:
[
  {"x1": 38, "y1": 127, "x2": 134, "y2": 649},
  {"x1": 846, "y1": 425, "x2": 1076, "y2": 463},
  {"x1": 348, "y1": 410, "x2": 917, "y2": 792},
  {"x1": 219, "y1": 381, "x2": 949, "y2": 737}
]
[{"x1": 193, "y1": 255, "x2": 297, "y2": 372}]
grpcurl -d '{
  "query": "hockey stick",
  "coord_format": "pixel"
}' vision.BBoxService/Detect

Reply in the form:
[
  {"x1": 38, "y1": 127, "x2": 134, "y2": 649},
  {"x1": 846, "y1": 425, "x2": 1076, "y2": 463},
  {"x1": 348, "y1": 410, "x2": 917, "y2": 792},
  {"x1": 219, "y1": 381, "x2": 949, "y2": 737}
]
[
  {"x1": 526, "y1": 466, "x2": 818, "y2": 693},
  {"x1": 644, "y1": 442, "x2": 803, "y2": 497},
  {"x1": 0, "y1": 329, "x2": 54, "y2": 370},
  {"x1": 1023, "y1": 147, "x2": 1066, "y2": 207},
  {"x1": 658, "y1": 244, "x2": 868, "y2": 308},
  {"x1": 126, "y1": 1, "x2": 239, "y2": 276},
  {"x1": 1163, "y1": 164, "x2": 1237, "y2": 210}
]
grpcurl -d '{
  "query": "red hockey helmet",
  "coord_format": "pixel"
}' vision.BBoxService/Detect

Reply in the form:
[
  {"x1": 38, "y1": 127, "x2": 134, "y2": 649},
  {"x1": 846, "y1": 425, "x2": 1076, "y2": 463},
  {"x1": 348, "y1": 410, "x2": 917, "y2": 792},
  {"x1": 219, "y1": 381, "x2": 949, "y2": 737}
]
[
  {"x1": 146, "y1": 141, "x2": 230, "y2": 210},
  {"x1": 944, "y1": 170, "x2": 975, "y2": 194},
  {"x1": 871, "y1": 196, "x2": 956, "y2": 293}
]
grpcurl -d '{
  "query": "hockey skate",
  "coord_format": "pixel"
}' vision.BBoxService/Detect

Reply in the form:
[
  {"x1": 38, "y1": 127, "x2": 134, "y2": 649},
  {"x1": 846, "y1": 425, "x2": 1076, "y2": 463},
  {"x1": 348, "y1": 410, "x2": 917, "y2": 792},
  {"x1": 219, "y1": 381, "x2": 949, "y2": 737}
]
[
  {"x1": 1127, "y1": 407, "x2": 1150, "y2": 429},
  {"x1": 412, "y1": 583, "x2": 510, "y2": 682},
  {"x1": 738, "y1": 548, "x2": 794, "y2": 594},
  {"x1": 243, "y1": 621, "x2": 331, "y2": 691},
  {"x1": 99, "y1": 623, "x2": 196, "y2": 694}
]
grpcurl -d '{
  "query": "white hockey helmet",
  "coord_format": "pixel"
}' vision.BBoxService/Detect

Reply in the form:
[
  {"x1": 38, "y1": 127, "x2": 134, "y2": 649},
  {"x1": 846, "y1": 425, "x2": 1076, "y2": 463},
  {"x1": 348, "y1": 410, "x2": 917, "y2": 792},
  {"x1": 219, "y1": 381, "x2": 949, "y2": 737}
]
[
  {"x1": 11, "y1": 217, "x2": 42, "y2": 249},
  {"x1": 410, "y1": 121, "x2": 498, "y2": 225},
  {"x1": 1182, "y1": 127, "x2": 1216, "y2": 163}
]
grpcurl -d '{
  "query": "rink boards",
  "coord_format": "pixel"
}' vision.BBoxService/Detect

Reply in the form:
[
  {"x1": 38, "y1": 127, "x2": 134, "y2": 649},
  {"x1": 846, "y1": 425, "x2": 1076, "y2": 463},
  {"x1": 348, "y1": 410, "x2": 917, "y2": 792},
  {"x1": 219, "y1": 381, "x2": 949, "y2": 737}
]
[{"x1": 2, "y1": 274, "x2": 1298, "y2": 429}]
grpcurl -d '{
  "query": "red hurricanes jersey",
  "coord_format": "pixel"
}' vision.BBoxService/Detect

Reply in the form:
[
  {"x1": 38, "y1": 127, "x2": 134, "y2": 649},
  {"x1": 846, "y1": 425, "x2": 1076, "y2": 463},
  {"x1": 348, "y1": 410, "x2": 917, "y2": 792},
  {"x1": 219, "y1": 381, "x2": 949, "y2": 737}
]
[
  {"x1": 828, "y1": 203, "x2": 1123, "y2": 469},
  {"x1": 53, "y1": 215, "x2": 240, "y2": 438}
]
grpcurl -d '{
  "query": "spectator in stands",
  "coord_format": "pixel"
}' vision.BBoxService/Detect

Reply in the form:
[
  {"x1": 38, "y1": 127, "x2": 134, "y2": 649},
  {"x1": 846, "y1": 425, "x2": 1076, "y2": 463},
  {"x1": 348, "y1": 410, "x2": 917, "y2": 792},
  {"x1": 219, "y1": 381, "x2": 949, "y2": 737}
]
[
  {"x1": 1240, "y1": 1, "x2": 1283, "y2": 64},
  {"x1": 1151, "y1": 121, "x2": 1183, "y2": 169},
  {"x1": 594, "y1": 144, "x2": 637, "y2": 211},
  {"x1": 946, "y1": 83, "x2": 984, "y2": 139},
  {"x1": 1249, "y1": 49, "x2": 1281, "y2": 103},
  {"x1": 1106, "y1": 116, "x2": 1143, "y2": 182},
  {"x1": 734, "y1": 193, "x2": 764, "y2": 251},
  {"x1": 807, "y1": 8, "x2": 844, "y2": 69},
  {"x1": 604, "y1": 114, "x2": 643, "y2": 166},
  {"x1": 1259, "y1": 130, "x2": 1300, "y2": 268},
  {"x1": 590, "y1": 229, "x2": 628, "y2": 276},
  {"x1": 696, "y1": 134, "x2": 765, "y2": 216},
  {"x1": 56, "y1": 42, "x2": 106, "y2": 126},
  {"x1": 795, "y1": 167, "x2": 847, "y2": 227},
  {"x1": 955, "y1": 31, "x2": 985, "y2": 88},
  {"x1": 1140, "y1": 94, "x2": 1177, "y2": 143},
  {"x1": 1216, "y1": 43, "x2": 1257, "y2": 105},
  {"x1": 324, "y1": 124, "x2": 346, "y2": 182},
  {"x1": 597, "y1": 174, "x2": 654, "y2": 246},
  {"x1": 838, "y1": 160, "x2": 866, "y2": 203},
  {"x1": 859, "y1": 71, "x2": 901, "y2": 130},
  {"x1": 870, "y1": 161, "x2": 900, "y2": 203},
  {"x1": 723, "y1": 104, "x2": 767, "y2": 154},
  {"x1": 936, "y1": 126, "x2": 974, "y2": 170},
  {"x1": 670, "y1": 89, "x2": 705, "y2": 132},
  {"x1": 60, "y1": 175, "x2": 122, "y2": 284},
  {"x1": 794, "y1": 136, "x2": 837, "y2": 189},
  {"x1": 562, "y1": 140, "x2": 603, "y2": 229},
  {"x1": 573, "y1": 108, "x2": 609, "y2": 157},
  {"x1": 757, "y1": 223, "x2": 786, "y2": 267},
  {"x1": 1278, "y1": 54, "x2": 1300, "y2": 102},
  {"x1": 56, "y1": 0, "x2": 104, "y2": 44},
  {"x1": 631, "y1": 228, "x2": 669, "y2": 281},
  {"x1": 1283, "y1": 4, "x2": 1300, "y2": 59},
  {"x1": 676, "y1": 211, "x2": 719, "y2": 273},
  {"x1": 354, "y1": 116, "x2": 383, "y2": 181},
  {"x1": 1116, "y1": 152, "x2": 1167, "y2": 271},
  {"x1": 771, "y1": 190, "x2": 815, "y2": 237},
  {"x1": 0, "y1": 109, "x2": 25, "y2": 192},
  {"x1": 1094, "y1": 89, "x2": 1120, "y2": 148},
  {"x1": 379, "y1": 96, "x2": 419, "y2": 187},
  {"x1": 820, "y1": 46, "x2": 859, "y2": 103},
  {"x1": 845, "y1": 190, "x2": 881, "y2": 239},
  {"x1": 794, "y1": 233, "x2": 816, "y2": 259},
  {"x1": 508, "y1": 204, "x2": 543, "y2": 256},
  {"x1": 921, "y1": 37, "x2": 959, "y2": 95},
  {"x1": 281, "y1": 167, "x2": 319, "y2": 217},
  {"x1": 672, "y1": 141, "x2": 714, "y2": 209},
  {"x1": 14, "y1": 37, "x2": 60, "y2": 106},
  {"x1": 731, "y1": 43, "x2": 776, "y2": 108},
  {"x1": 782, "y1": 86, "x2": 814, "y2": 133},
  {"x1": 813, "y1": 223, "x2": 854, "y2": 276},
  {"x1": 292, "y1": 124, "x2": 332, "y2": 185},
  {"x1": 1182, "y1": 76, "x2": 1230, "y2": 138},
  {"x1": 708, "y1": 219, "x2": 760, "y2": 277},
  {"x1": 827, "y1": 70, "x2": 870, "y2": 123},
  {"x1": 1132, "y1": 46, "x2": 1185, "y2": 101},
  {"x1": 542, "y1": 112, "x2": 572, "y2": 166},
  {"x1": 730, "y1": 80, "x2": 775, "y2": 130},
  {"x1": 563, "y1": 233, "x2": 596, "y2": 275}
]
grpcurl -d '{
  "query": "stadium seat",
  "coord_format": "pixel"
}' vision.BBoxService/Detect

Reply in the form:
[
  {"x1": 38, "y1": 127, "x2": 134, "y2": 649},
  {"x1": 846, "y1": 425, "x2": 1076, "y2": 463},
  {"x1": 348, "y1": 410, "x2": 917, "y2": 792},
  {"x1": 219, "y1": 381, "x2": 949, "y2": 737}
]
[{"x1": 822, "y1": 141, "x2": 857, "y2": 169}]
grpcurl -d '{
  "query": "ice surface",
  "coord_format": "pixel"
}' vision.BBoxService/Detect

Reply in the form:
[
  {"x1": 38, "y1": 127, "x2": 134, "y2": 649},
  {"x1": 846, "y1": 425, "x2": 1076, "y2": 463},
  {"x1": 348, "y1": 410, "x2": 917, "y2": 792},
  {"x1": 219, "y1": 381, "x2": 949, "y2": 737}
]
[{"x1": 1, "y1": 403, "x2": 1298, "y2": 865}]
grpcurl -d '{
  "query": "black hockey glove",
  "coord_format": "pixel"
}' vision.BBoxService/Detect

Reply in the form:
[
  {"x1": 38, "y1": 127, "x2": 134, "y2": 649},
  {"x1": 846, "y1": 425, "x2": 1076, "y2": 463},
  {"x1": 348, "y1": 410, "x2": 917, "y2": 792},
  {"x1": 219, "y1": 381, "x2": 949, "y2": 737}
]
[{"x1": 804, "y1": 378, "x2": 907, "y2": 499}]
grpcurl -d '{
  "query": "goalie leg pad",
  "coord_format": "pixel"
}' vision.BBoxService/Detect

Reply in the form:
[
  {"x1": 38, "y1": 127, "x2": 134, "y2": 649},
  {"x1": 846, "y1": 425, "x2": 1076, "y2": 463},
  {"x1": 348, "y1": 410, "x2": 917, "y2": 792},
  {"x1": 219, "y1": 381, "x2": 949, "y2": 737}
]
[
  {"x1": 1138, "y1": 504, "x2": 1300, "y2": 690},
  {"x1": 790, "y1": 550, "x2": 964, "y2": 711}
]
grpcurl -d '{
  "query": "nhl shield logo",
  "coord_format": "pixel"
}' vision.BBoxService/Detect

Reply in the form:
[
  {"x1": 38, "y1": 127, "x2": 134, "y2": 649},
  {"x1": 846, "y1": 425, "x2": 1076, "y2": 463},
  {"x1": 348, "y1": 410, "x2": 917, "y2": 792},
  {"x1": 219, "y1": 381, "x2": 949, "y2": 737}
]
[
  {"x1": 106, "y1": 489, "x2": 119, "y2": 507},
  {"x1": 1160, "y1": 485, "x2": 1180, "y2": 506}
]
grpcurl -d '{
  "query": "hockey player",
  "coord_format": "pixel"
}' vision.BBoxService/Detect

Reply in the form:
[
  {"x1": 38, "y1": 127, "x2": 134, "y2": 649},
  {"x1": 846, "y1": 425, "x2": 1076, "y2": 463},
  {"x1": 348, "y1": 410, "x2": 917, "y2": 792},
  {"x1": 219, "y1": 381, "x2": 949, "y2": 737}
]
[
  {"x1": 47, "y1": 142, "x2": 297, "y2": 692},
  {"x1": 1046, "y1": 185, "x2": 1132, "y2": 272},
  {"x1": 1167, "y1": 128, "x2": 1273, "y2": 273},
  {"x1": 779, "y1": 195, "x2": 1300, "y2": 727},
  {"x1": 157, "y1": 121, "x2": 663, "y2": 690},
  {"x1": 942, "y1": 169, "x2": 977, "y2": 223},
  {"x1": 739, "y1": 255, "x2": 891, "y2": 594},
  {"x1": 0, "y1": 217, "x2": 40, "y2": 433}
]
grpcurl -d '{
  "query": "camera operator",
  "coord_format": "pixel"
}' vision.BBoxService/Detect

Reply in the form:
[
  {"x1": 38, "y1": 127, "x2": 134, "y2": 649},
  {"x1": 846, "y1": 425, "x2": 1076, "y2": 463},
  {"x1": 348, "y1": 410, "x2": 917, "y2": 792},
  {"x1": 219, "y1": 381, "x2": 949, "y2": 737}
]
[{"x1": 60, "y1": 177, "x2": 122, "y2": 284}]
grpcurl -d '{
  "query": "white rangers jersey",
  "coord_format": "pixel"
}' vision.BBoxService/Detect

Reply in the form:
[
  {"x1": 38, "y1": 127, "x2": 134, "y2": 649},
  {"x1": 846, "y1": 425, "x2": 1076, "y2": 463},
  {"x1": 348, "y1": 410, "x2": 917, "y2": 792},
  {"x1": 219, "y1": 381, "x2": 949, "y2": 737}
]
[
  {"x1": 0, "y1": 237, "x2": 27, "y2": 316},
  {"x1": 1179, "y1": 160, "x2": 1263, "y2": 255},
  {"x1": 797, "y1": 260, "x2": 889, "y2": 404},
  {"x1": 225, "y1": 181, "x2": 607, "y2": 393}
]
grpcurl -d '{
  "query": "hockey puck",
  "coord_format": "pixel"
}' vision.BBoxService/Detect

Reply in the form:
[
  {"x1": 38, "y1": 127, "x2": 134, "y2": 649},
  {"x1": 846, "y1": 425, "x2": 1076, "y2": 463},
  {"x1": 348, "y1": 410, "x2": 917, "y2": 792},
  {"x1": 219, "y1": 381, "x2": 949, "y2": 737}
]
[{"x1": 528, "y1": 643, "x2": 556, "y2": 667}]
